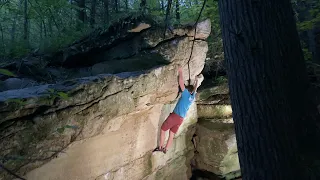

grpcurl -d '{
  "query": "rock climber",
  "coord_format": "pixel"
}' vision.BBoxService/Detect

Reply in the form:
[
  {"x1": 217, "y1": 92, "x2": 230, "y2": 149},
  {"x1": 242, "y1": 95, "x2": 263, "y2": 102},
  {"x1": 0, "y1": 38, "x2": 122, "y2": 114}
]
[{"x1": 153, "y1": 66, "x2": 203, "y2": 154}]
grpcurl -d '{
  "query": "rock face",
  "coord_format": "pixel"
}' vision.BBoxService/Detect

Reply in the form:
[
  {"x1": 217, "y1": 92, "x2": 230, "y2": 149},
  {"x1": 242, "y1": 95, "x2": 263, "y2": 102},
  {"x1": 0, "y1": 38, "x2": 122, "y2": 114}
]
[
  {"x1": 0, "y1": 78, "x2": 38, "y2": 92},
  {"x1": 193, "y1": 81, "x2": 241, "y2": 180},
  {"x1": 0, "y1": 16, "x2": 210, "y2": 180}
]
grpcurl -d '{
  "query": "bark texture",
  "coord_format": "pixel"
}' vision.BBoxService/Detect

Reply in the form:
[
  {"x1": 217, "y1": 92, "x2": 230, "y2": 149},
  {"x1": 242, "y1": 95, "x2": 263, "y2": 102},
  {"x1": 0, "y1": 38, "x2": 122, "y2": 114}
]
[
  {"x1": 140, "y1": 0, "x2": 147, "y2": 13},
  {"x1": 218, "y1": 0, "x2": 320, "y2": 179},
  {"x1": 104, "y1": 0, "x2": 109, "y2": 24},
  {"x1": 90, "y1": 0, "x2": 97, "y2": 27},
  {"x1": 78, "y1": 0, "x2": 86, "y2": 23},
  {"x1": 175, "y1": 0, "x2": 180, "y2": 23},
  {"x1": 23, "y1": 0, "x2": 28, "y2": 42}
]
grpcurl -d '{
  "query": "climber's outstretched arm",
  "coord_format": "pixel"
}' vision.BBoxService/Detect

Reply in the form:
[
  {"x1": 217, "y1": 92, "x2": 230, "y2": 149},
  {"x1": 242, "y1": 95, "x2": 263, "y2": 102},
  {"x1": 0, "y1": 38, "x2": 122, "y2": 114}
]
[
  {"x1": 192, "y1": 74, "x2": 203, "y2": 93},
  {"x1": 192, "y1": 78, "x2": 198, "y2": 93},
  {"x1": 178, "y1": 67, "x2": 185, "y2": 91}
]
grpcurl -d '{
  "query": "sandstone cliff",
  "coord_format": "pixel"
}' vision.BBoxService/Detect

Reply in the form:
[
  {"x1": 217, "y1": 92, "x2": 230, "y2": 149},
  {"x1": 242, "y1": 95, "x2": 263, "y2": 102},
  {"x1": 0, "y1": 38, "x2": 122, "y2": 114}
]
[{"x1": 0, "y1": 15, "x2": 210, "y2": 180}]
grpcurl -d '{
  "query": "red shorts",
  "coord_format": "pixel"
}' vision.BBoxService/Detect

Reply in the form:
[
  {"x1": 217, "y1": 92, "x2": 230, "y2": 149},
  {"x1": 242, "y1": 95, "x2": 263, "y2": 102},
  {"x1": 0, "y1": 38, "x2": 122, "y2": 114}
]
[{"x1": 161, "y1": 112, "x2": 184, "y2": 134}]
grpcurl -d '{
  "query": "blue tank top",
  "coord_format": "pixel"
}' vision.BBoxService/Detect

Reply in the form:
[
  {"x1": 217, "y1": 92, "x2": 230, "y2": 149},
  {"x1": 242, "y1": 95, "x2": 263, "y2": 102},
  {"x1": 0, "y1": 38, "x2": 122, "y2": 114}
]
[{"x1": 173, "y1": 89, "x2": 196, "y2": 118}]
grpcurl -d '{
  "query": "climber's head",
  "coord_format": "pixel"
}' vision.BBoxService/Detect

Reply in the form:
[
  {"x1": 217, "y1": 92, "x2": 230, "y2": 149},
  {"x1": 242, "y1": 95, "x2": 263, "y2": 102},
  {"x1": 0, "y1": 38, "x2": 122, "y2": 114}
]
[{"x1": 185, "y1": 85, "x2": 194, "y2": 94}]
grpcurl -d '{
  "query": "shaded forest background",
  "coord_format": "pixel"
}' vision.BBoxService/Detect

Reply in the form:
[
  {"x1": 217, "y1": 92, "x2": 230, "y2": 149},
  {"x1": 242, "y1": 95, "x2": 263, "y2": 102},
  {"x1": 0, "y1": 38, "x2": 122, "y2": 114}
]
[{"x1": 0, "y1": 0, "x2": 319, "y2": 72}]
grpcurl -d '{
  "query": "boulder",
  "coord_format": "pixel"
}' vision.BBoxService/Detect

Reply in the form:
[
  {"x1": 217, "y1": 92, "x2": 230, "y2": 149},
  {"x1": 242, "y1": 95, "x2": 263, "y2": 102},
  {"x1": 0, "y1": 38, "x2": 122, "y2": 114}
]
[
  {"x1": 194, "y1": 119, "x2": 240, "y2": 180},
  {"x1": 25, "y1": 104, "x2": 197, "y2": 180},
  {"x1": 193, "y1": 82, "x2": 241, "y2": 180},
  {"x1": 0, "y1": 17, "x2": 211, "y2": 180},
  {"x1": 196, "y1": 82, "x2": 229, "y2": 102},
  {"x1": 196, "y1": 82, "x2": 232, "y2": 119},
  {"x1": 0, "y1": 78, "x2": 38, "y2": 92}
]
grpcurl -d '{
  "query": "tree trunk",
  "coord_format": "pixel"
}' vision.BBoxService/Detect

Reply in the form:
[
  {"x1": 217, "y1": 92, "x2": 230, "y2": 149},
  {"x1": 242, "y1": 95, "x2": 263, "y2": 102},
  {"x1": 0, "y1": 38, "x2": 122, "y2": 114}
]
[
  {"x1": 10, "y1": 0, "x2": 23, "y2": 55},
  {"x1": 11, "y1": 8, "x2": 18, "y2": 46},
  {"x1": 218, "y1": 0, "x2": 320, "y2": 179},
  {"x1": 160, "y1": 0, "x2": 164, "y2": 11},
  {"x1": 39, "y1": 22, "x2": 43, "y2": 49},
  {"x1": 104, "y1": 0, "x2": 109, "y2": 25},
  {"x1": 69, "y1": 0, "x2": 74, "y2": 26},
  {"x1": 43, "y1": 20, "x2": 47, "y2": 37},
  {"x1": 125, "y1": 0, "x2": 128, "y2": 11},
  {"x1": 175, "y1": 0, "x2": 180, "y2": 24},
  {"x1": 48, "y1": 18, "x2": 53, "y2": 37},
  {"x1": 140, "y1": 0, "x2": 146, "y2": 14},
  {"x1": 77, "y1": 0, "x2": 86, "y2": 24},
  {"x1": 114, "y1": 0, "x2": 119, "y2": 13},
  {"x1": 23, "y1": 0, "x2": 29, "y2": 45},
  {"x1": 48, "y1": 8, "x2": 60, "y2": 33},
  {"x1": 194, "y1": 0, "x2": 198, "y2": 5},
  {"x1": 315, "y1": 28, "x2": 320, "y2": 63},
  {"x1": 90, "y1": 0, "x2": 97, "y2": 27},
  {"x1": 163, "y1": 0, "x2": 172, "y2": 38},
  {"x1": 0, "y1": 23, "x2": 5, "y2": 55}
]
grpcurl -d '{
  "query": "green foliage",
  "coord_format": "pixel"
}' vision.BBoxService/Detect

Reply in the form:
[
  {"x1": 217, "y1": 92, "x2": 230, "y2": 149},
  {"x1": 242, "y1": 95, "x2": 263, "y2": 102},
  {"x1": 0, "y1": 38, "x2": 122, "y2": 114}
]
[
  {"x1": 303, "y1": 47, "x2": 313, "y2": 61},
  {"x1": 9, "y1": 42, "x2": 31, "y2": 58},
  {"x1": 0, "y1": 0, "x2": 223, "y2": 58},
  {"x1": 179, "y1": 3, "x2": 203, "y2": 23},
  {"x1": 297, "y1": 16, "x2": 320, "y2": 31},
  {"x1": 5, "y1": 98, "x2": 26, "y2": 106},
  {"x1": 0, "y1": 68, "x2": 16, "y2": 77},
  {"x1": 295, "y1": 0, "x2": 320, "y2": 31},
  {"x1": 179, "y1": 0, "x2": 223, "y2": 59},
  {"x1": 56, "y1": 92, "x2": 69, "y2": 99},
  {"x1": 47, "y1": 88, "x2": 70, "y2": 100},
  {"x1": 3, "y1": 88, "x2": 69, "y2": 110},
  {"x1": 293, "y1": 0, "x2": 320, "y2": 62},
  {"x1": 214, "y1": 76, "x2": 228, "y2": 85},
  {"x1": 0, "y1": 0, "x2": 89, "y2": 57},
  {"x1": 0, "y1": 0, "x2": 317, "y2": 65}
]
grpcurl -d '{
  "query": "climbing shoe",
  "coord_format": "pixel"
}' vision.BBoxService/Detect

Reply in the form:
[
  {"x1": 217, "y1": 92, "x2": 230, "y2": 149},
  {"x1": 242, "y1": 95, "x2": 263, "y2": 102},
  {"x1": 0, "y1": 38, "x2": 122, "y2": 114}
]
[
  {"x1": 152, "y1": 146, "x2": 162, "y2": 153},
  {"x1": 162, "y1": 148, "x2": 167, "y2": 154}
]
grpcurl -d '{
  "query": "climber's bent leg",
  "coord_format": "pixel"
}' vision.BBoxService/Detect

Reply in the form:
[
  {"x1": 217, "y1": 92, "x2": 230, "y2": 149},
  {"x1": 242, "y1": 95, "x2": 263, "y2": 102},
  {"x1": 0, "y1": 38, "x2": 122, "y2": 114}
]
[
  {"x1": 154, "y1": 113, "x2": 183, "y2": 153},
  {"x1": 164, "y1": 130, "x2": 175, "y2": 152},
  {"x1": 158, "y1": 114, "x2": 173, "y2": 150},
  {"x1": 162, "y1": 115, "x2": 183, "y2": 153},
  {"x1": 159, "y1": 129, "x2": 165, "y2": 149}
]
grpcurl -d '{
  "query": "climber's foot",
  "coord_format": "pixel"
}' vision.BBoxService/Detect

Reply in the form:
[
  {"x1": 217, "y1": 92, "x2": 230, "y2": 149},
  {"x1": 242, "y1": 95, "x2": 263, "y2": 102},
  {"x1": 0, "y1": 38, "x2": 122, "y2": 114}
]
[
  {"x1": 152, "y1": 146, "x2": 163, "y2": 153},
  {"x1": 162, "y1": 148, "x2": 167, "y2": 154}
]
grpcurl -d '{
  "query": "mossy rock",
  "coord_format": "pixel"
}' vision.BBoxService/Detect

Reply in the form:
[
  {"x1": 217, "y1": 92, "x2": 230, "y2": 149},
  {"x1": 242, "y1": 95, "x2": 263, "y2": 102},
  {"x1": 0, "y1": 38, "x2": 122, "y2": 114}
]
[
  {"x1": 223, "y1": 170, "x2": 241, "y2": 180},
  {"x1": 195, "y1": 120, "x2": 240, "y2": 178},
  {"x1": 197, "y1": 82, "x2": 229, "y2": 101},
  {"x1": 197, "y1": 118, "x2": 234, "y2": 131},
  {"x1": 197, "y1": 104, "x2": 232, "y2": 119}
]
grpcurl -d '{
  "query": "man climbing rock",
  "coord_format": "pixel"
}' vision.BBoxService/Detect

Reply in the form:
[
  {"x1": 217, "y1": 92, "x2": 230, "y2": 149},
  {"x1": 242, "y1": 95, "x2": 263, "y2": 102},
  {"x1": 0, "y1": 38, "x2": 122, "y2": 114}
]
[{"x1": 153, "y1": 66, "x2": 203, "y2": 154}]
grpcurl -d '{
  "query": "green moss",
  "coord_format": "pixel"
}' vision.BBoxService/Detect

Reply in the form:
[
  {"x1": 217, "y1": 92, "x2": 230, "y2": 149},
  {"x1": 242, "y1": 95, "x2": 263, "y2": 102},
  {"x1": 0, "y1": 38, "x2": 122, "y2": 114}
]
[
  {"x1": 146, "y1": 152, "x2": 153, "y2": 174},
  {"x1": 188, "y1": 118, "x2": 198, "y2": 125},
  {"x1": 38, "y1": 95, "x2": 57, "y2": 105},
  {"x1": 154, "y1": 168, "x2": 164, "y2": 180},
  {"x1": 214, "y1": 76, "x2": 228, "y2": 85},
  {"x1": 219, "y1": 144, "x2": 240, "y2": 179},
  {"x1": 199, "y1": 88, "x2": 212, "y2": 100},
  {"x1": 198, "y1": 83, "x2": 229, "y2": 101},
  {"x1": 198, "y1": 119, "x2": 234, "y2": 131},
  {"x1": 223, "y1": 170, "x2": 241, "y2": 180},
  {"x1": 4, "y1": 98, "x2": 27, "y2": 110},
  {"x1": 198, "y1": 105, "x2": 232, "y2": 119}
]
